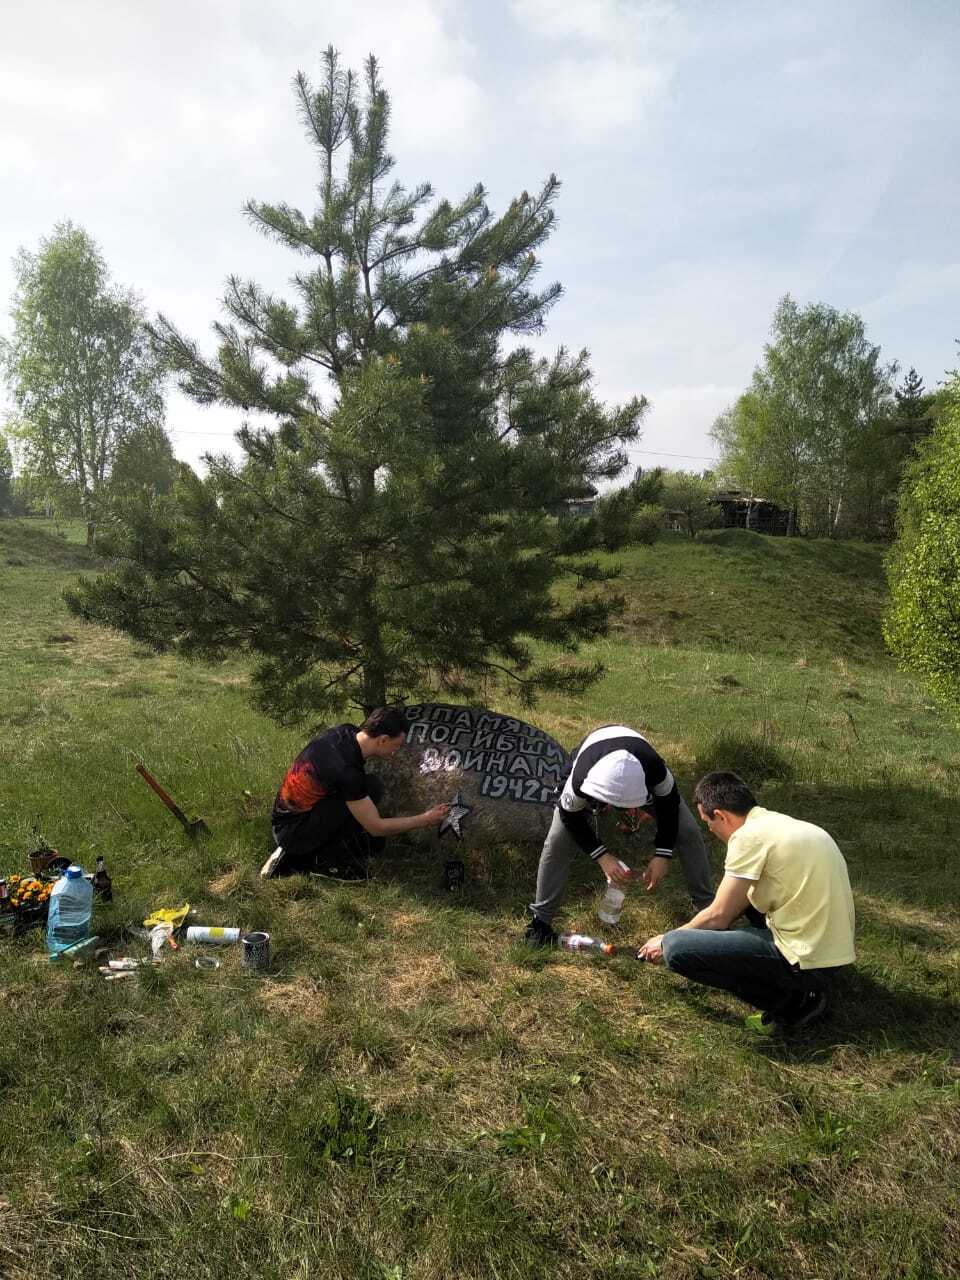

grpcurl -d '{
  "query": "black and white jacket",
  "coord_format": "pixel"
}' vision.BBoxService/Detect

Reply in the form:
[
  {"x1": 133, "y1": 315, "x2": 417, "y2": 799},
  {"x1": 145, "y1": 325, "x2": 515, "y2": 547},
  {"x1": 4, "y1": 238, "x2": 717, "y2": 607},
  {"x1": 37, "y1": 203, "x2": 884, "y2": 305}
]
[{"x1": 557, "y1": 725, "x2": 680, "y2": 861}]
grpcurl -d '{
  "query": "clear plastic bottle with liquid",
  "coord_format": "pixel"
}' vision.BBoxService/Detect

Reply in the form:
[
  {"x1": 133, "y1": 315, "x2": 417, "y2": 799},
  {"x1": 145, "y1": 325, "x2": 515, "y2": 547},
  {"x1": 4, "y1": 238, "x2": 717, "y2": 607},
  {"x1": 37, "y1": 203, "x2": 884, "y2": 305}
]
[
  {"x1": 558, "y1": 933, "x2": 615, "y2": 956},
  {"x1": 598, "y1": 859, "x2": 632, "y2": 925},
  {"x1": 46, "y1": 865, "x2": 93, "y2": 955}
]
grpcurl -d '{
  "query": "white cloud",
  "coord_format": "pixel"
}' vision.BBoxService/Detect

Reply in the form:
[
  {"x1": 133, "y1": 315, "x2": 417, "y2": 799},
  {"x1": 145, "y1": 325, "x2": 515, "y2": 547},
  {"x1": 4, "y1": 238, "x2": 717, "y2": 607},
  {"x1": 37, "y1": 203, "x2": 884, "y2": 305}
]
[
  {"x1": 309, "y1": 0, "x2": 485, "y2": 152},
  {"x1": 512, "y1": 0, "x2": 678, "y2": 46},
  {"x1": 866, "y1": 261, "x2": 960, "y2": 317},
  {"x1": 520, "y1": 56, "x2": 670, "y2": 138},
  {"x1": 2, "y1": 0, "x2": 958, "y2": 477},
  {"x1": 509, "y1": 0, "x2": 682, "y2": 141}
]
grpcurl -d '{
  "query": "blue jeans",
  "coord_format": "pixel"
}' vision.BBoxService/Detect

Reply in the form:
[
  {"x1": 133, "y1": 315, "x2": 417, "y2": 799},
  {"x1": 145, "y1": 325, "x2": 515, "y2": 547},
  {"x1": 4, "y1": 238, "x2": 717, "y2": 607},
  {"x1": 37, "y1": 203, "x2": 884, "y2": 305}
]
[{"x1": 662, "y1": 926, "x2": 828, "y2": 1017}]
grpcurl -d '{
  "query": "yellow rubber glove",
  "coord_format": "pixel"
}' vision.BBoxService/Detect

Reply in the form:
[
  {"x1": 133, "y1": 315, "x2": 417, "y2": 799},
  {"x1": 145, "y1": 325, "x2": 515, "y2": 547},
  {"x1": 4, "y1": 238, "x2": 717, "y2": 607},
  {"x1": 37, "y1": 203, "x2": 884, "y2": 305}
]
[{"x1": 143, "y1": 903, "x2": 190, "y2": 930}]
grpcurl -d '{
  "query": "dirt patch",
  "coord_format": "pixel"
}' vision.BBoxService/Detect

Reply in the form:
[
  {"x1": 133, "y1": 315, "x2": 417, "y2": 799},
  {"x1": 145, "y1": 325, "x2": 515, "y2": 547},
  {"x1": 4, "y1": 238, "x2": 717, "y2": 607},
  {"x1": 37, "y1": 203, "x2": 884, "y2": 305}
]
[
  {"x1": 208, "y1": 869, "x2": 244, "y2": 898},
  {"x1": 389, "y1": 909, "x2": 433, "y2": 935},
  {"x1": 257, "y1": 978, "x2": 329, "y2": 1024},
  {"x1": 381, "y1": 952, "x2": 452, "y2": 1011},
  {"x1": 548, "y1": 961, "x2": 622, "y2": 998}
]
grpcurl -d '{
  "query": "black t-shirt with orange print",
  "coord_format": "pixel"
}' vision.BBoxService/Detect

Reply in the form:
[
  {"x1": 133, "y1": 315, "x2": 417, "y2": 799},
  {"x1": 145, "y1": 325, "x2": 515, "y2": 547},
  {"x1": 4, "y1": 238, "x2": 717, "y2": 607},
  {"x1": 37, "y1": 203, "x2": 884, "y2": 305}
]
[{"x1": 272, "y1": 724, "x2": 370, "y2": 823}]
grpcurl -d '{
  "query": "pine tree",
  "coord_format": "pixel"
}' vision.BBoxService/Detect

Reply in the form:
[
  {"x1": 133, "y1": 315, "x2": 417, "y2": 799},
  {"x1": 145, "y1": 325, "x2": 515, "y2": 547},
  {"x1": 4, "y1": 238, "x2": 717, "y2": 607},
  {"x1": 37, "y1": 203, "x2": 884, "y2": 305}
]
[
  {"x1": 892, "y1": 367, "x2": 933, "y2": 445},
  {"x1": 589, "y1": 466, "x2": 662, "y2": 551},
  {"x1": 67, "y1": 49, "x2": 647, "y2": 720},
  {"x1": 108, "y1": 422, "x2": 179, "y2": 498}
]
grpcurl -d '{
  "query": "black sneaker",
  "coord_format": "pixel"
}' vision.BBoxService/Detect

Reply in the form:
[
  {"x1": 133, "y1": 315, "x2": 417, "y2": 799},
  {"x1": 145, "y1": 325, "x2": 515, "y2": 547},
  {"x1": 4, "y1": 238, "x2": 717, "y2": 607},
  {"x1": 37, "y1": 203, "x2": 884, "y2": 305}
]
[
  {"x1": 523, "y1": 916, "x2": 558, "y2": 948},
  {"x1": 781, "y1": 988, "x2": 828, "y2": 1031}
]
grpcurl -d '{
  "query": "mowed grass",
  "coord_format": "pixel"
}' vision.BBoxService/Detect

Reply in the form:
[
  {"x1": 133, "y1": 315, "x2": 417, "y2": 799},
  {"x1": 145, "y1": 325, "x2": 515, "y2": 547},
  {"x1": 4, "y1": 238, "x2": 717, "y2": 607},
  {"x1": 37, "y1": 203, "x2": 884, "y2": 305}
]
[{"x1": 0, "y1": 518, "x2": 958, "y2": 1280}]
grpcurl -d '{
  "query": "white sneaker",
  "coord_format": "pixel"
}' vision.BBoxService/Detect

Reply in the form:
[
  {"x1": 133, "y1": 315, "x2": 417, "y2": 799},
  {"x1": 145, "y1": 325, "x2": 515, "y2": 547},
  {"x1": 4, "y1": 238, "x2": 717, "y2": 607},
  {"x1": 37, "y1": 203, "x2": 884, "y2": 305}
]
[{"x1": 259, "y1": 846, "x2": 286, "y2": 879}]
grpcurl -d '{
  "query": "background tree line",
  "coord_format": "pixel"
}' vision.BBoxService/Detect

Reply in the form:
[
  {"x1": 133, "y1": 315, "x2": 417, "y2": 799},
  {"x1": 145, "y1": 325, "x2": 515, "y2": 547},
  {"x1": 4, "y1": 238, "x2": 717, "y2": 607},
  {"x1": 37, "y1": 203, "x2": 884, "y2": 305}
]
[
  {"x1": 709, "y1": 295, "x2": 941, "y2": 541},
  {"x1": 0, "y1": 222, "x2": 177, "y2": 537},
  {"x1": 1, "y1": 51, "x2": 956, "y2": 719}
]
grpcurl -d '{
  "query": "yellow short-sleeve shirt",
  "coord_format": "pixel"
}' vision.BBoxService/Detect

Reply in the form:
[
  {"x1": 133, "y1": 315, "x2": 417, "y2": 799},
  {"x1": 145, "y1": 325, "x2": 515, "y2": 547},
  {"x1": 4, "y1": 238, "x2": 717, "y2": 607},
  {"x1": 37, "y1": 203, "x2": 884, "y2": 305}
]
[{"x1": 725, "y1": 806, "x2": 856, "y2": 970}]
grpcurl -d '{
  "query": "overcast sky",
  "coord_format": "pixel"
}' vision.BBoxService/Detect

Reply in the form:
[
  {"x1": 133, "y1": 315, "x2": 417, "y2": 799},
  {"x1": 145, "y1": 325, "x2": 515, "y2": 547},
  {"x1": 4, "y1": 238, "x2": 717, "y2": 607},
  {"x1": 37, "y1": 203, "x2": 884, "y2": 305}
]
[{"x1": 3, "y1": 0, "x2": 958, "y2": 475}]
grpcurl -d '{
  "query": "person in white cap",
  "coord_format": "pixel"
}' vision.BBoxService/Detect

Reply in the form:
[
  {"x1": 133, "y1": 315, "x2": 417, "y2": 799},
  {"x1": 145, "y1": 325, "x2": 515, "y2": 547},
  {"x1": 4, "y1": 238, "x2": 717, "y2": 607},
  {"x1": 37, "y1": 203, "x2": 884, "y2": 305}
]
[{"x1": 524, "y1": 725, "x2": 714, "y2": 946}]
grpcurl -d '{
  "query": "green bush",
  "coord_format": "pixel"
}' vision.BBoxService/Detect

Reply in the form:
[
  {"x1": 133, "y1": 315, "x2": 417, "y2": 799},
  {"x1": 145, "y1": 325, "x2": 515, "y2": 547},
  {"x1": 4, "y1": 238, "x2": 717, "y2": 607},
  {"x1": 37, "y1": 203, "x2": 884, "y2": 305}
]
[
  {"x1": 885, "y1": 376, "x2": 960, "y2": 709},
  {"x1": 632, "y1": 504, "x2": 664, "y2": 546}
]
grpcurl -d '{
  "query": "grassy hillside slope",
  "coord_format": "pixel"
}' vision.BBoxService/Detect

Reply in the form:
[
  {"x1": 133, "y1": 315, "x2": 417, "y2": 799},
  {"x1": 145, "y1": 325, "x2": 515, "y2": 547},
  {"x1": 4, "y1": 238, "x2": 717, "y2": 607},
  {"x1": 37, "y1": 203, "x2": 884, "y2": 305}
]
[
  {"x1": 608, "y1": 529, "x2": 889, "y2": 662},
  {"x1": 1, "y1": 520, "x2": 958, "y2": 1280}
]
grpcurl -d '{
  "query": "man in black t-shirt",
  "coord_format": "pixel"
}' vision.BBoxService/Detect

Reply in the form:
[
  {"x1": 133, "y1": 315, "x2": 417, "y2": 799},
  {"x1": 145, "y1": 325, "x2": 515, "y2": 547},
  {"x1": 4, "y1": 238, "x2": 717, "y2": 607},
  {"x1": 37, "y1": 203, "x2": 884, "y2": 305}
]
[
  {"x1": 261, "y1": 707, "x2": 449, "y2": 880},
  {"x1": 524, "y1": 724, "x2": 714, "y2": 945}
]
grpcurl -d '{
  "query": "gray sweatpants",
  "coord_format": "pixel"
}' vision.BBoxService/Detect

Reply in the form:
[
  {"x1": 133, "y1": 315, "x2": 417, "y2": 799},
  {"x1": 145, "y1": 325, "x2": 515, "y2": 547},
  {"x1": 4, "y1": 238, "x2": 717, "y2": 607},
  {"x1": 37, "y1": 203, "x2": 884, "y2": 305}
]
[{"x1": 529, "y1": 798, "x2": 714, "y2": 923}]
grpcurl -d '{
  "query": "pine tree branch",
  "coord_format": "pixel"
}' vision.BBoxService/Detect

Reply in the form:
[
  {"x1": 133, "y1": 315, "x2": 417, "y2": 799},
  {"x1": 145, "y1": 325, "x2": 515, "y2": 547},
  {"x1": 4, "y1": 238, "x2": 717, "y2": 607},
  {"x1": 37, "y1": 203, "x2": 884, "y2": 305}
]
[
  {"x1": 244, "y1": 202, "x2": 318, "y2": 255},
  {"x1": 167, "y1": 558, "x2": 353, "y2": 656},
  {"x1": 202, "y1": 458, "x2": 315, "y2": 530},
  {"x1": 224, "y1": 277, "x2": 332, "y2": 373}
]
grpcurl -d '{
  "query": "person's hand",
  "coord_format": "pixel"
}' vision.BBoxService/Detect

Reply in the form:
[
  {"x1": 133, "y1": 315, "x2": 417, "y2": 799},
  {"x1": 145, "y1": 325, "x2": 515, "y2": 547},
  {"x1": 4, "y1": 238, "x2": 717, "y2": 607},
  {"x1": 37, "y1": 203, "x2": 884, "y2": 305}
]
[
  {"x1": 422, "y1": 803, "x2": 451, "y2": 826},
  {"x1": 641, "y1": 855, "x2": 670, "y2": 893},
  {"x1": 597, "y1": 852, "x2": 632, "y2": 887},
  {"x1": 637, "y1": 934, "x2": 665, "y2": 964}
]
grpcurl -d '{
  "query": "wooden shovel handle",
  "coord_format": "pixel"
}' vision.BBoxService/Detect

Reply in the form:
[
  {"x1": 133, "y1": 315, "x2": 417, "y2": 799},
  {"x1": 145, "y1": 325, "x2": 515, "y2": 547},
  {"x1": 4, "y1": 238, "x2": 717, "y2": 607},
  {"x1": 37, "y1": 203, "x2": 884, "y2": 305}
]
[{"x1": 135, "y1": 764, "x2": 190, "y2": 827}]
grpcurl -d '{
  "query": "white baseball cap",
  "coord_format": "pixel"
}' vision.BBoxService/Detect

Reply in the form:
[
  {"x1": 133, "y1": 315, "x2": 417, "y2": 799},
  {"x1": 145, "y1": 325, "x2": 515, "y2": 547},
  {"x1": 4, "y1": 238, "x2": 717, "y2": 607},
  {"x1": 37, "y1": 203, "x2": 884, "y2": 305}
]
[{"x1": 579, "y1": 751, "x2": 647, "y2": 807}]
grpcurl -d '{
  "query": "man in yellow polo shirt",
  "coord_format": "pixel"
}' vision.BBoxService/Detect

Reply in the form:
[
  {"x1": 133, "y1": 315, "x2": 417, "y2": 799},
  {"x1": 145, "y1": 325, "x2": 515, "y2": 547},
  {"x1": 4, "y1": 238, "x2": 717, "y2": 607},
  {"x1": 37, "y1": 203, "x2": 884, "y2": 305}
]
[{"x1": 638, "y1": 771, "x2": 855, "y2": 1032}]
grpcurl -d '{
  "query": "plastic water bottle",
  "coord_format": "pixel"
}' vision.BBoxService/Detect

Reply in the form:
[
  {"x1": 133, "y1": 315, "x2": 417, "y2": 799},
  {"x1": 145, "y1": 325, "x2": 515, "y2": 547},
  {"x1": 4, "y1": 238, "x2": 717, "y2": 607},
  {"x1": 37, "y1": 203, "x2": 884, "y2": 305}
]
[
  {"x1": 598, "y1": 860, "x2": 632, "y2": 925},
  {"x1": 46, "y1": 866, "x2": 93, "y2": 955},
  {"x1": 558, "y1": 933, "x2": 615, "y2": 956}
]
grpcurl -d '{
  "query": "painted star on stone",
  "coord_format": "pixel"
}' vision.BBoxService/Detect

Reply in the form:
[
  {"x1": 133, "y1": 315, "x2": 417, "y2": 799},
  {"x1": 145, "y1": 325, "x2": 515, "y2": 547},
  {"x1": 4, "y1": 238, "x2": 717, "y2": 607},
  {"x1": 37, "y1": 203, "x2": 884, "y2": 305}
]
[{"x1": 439, "y1": 790, "x2": 472, "y2": 839}]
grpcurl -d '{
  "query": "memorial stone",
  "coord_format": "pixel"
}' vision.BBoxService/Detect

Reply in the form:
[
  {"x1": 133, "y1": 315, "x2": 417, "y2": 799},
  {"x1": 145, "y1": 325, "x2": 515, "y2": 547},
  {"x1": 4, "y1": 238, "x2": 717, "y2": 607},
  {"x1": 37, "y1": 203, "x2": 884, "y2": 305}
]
[{"x1": 370, "y1": 704, "x2": 570, "y2": 847}]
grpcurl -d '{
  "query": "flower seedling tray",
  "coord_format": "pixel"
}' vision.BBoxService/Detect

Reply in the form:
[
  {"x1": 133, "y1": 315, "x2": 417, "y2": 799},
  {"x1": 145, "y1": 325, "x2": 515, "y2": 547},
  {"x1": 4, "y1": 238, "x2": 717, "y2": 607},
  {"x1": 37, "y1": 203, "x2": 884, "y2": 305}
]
[
  {"x1": 1, "y1": 874, "x2": 54, "y2": 936},
  {"x1": 0, "y1": 904, "x2": 49, "y2": 936}
]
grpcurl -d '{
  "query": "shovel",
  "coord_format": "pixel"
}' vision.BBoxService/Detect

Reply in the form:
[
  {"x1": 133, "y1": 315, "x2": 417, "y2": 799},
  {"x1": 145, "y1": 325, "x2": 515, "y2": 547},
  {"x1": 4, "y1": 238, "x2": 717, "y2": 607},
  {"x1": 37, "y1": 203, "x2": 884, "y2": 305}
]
[{"x1": 135, "y1": 764, "x2": 210, "y2": 839}]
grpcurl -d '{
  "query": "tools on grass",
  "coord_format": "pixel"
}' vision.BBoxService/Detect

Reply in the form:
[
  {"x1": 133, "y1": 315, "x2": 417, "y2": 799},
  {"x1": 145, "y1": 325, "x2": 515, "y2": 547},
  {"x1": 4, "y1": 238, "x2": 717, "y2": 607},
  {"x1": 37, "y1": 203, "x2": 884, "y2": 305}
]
[{"x1": 135, "y1": 764, "x2": 210, "y2": 838}]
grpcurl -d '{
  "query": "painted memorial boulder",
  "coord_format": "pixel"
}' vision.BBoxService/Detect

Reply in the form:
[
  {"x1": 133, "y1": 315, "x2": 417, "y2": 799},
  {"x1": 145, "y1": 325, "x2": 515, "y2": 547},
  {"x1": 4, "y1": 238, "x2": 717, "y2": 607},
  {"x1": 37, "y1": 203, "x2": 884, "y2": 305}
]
[{"x1": 371, "y1": 704, "x2": 570, "y2": 847}]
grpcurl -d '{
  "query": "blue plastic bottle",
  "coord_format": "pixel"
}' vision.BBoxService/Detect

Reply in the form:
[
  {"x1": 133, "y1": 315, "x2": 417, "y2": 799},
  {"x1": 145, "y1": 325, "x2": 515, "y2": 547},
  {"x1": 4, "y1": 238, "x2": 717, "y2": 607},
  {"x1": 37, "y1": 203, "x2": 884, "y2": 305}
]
[{"x1": 46, "y1": 865, "x2": 93, "y2": 955}]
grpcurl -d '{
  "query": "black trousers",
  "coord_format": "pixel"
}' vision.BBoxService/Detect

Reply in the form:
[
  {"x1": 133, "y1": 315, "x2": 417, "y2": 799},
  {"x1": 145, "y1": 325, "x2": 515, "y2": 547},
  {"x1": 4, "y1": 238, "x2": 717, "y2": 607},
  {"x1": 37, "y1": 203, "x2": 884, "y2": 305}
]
[{"x1": 271, "y1": 776, "x2": 386, "y2": 876}]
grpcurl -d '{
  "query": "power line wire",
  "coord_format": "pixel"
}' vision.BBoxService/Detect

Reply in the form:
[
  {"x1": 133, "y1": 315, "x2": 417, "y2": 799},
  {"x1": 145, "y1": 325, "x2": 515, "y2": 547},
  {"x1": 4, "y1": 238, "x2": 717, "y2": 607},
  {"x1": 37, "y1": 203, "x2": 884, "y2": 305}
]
[
  {"x1": 628, "y1": 448, "x2": 718, "y2": 461},
  {"x1": 168, "y1": 426, "x2": 716, "y2": 460}
]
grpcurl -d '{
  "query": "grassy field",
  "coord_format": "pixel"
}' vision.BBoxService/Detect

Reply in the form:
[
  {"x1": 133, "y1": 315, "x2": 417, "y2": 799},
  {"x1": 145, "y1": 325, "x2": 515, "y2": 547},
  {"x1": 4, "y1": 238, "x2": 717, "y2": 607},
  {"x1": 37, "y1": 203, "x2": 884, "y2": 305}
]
[{"x1": 0, "y1": 518, "x2": 958, "y2": 1280}]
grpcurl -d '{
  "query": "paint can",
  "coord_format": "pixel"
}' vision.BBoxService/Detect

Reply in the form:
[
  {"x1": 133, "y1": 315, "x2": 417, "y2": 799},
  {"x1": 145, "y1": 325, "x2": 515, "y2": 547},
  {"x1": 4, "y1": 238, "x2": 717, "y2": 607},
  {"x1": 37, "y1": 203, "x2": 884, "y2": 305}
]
[
  {"x1": 185, "y1": 926, "x2": 240, "y2": 944},
  {"x1": 241, "y1": 930, "x2": 270, "y2": 974}
]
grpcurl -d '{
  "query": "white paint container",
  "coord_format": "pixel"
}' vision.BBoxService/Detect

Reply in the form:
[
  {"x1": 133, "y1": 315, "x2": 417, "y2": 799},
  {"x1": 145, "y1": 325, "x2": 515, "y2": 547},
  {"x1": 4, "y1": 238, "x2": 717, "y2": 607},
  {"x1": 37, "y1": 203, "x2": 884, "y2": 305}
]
[{"x1": 185, "y1": 926, "x2": 240, "y2": 944}]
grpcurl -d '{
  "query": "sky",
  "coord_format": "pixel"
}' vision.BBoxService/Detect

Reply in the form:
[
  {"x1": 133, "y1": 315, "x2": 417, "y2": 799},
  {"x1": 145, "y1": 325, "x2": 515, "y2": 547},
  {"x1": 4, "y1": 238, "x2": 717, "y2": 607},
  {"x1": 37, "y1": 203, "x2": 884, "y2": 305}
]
[{"x1": 2, "y1": 0, "x2": 958, "y2": 476}]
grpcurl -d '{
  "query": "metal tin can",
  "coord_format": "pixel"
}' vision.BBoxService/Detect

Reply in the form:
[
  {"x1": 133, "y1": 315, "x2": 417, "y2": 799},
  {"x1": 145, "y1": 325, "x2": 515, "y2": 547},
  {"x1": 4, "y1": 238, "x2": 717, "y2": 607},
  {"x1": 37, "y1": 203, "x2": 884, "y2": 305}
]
[{"x1": 241, "y1": 931, "x2": 270, "y2": 973}]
